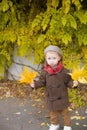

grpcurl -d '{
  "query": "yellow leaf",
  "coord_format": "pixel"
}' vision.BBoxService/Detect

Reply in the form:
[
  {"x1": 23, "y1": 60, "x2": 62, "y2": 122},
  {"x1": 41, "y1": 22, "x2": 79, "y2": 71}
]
[
  {"x1": 78, "y1": 77, "x2": 87, "y2": 84},
  {"x1": 32, "y1": 103, "x2": 36, "y2": 107},
  {"x1": 37, "y1": 110, "x2": 42, "y2": 114},
  {"x1": 62, "y1": 0, "x2": 71, "y2": 14},
  {"x1": 19, "y1": 67, "x2": 38, "y2": 84},
  {"x1": 71, "y1": 115, "x2": 85, "y2": 120},
  {"x1": 69, "y1": 66, "x2": 87, "y2": 83},
  {"x1": 41, "y1": 105, "x2": 45, "y2": 109},
  {"x1": 40, "y1": 122, "x2": 47, "y2": 126}
]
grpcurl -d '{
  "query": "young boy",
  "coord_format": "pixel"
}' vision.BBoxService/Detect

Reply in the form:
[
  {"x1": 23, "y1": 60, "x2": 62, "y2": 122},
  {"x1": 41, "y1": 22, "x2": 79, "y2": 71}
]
[{"x1": 30, "y1": 45, "x2": 78, "y2": 130}]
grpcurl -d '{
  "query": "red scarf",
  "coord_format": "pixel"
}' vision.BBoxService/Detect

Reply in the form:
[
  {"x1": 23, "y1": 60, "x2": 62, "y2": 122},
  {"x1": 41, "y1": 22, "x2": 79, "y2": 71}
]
[{"x1": 44, "y1": 61, "x2": 63, "y2": 74}]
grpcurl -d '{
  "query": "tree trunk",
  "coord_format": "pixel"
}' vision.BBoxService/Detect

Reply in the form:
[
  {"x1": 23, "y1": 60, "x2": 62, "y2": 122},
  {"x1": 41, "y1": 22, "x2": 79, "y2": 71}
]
[{"x1": 4, "y1": 59, "x2": 9, "y2": 81}]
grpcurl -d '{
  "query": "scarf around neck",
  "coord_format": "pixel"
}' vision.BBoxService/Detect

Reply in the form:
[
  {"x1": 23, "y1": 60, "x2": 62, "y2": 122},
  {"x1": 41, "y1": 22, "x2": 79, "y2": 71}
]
[{"x1": 44, "y1": 61, "x2": 63, "y2": 74}]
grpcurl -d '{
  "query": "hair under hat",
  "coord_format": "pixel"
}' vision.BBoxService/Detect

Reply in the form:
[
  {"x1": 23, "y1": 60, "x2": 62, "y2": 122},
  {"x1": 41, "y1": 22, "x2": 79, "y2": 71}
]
[{"x1": 44, "y1": 45, "x2": 63, "y2": 57}]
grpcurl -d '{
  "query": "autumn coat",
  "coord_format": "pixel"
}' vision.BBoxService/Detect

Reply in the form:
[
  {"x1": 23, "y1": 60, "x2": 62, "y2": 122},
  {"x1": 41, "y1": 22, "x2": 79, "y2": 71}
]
[{"x1": 34, "y1": 67, "x2": 73, "y2": 111}]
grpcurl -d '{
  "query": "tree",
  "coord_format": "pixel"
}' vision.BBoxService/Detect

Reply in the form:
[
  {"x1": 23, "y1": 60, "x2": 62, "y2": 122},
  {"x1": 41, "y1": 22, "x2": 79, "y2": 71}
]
[
  {"x1": 27, "y1": 0, "x2": 87, "y2": 68},
  {"x1": 0, "y1": 0, "x2": 87, "y2": 80}
]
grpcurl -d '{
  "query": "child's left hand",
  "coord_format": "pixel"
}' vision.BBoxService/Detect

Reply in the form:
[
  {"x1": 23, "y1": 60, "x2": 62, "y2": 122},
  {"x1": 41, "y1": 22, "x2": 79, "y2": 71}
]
[{"x1": 72, "y1": 80, "x2": 78, "y2": 88}]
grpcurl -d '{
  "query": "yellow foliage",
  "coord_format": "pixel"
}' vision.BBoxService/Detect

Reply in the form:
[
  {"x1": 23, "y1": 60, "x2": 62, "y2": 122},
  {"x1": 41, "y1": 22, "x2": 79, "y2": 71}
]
[
  {"x1": 69, "y1": 66, "x2": 87, "y2": 83},
  {"x1": 72, "y1": 0, "x2": 81, "y2": 10},
  {"x1": 82, "y1": 47, "x2": 87, "y2": 59},
  {"x1": 19, "y1": 67, "x2": 38, "y2": 84},
  {"x1": 52, "y1": 0, "x2": 59, "y2": 9},
  {"x1": 62, "y1": 0, "x2": 71, "y2": 14}
]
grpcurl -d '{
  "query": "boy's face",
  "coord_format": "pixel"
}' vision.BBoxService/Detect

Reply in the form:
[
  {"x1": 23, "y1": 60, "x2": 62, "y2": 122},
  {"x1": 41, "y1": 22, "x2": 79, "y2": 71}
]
[{"x1": 45, "y1": 51, "x2": 61, "y2": 68}]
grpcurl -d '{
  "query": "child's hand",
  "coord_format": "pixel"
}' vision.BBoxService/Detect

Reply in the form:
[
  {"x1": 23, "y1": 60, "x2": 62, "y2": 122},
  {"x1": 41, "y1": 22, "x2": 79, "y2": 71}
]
[
  {"x1": 30, "y1": 81, "x2": 35, "y2": 88},
  {"x1": 72, "y1": 80, "x2": 78, "y2": 88}
]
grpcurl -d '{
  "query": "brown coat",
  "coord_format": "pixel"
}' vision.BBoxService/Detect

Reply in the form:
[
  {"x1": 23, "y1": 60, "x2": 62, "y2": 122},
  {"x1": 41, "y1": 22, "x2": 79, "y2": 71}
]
[{"x1": 34, "y1": 67, "x2": 73, "y2": 111}]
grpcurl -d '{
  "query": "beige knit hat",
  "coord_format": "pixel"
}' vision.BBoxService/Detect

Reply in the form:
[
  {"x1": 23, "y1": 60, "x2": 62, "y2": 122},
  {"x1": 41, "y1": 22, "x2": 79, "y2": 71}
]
[{"x1": 44, "y1": 45, "x2": 63, "y2": 57}]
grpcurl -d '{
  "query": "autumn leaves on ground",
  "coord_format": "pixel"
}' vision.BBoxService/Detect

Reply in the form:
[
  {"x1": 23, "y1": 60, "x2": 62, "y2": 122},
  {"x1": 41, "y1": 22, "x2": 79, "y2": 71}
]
[
  {"x1": 0, "y1": 80, "x2": 87, "y2": 110},
  {"x1": 0, "y1": 80, "x2": 46, "y2": 108}
]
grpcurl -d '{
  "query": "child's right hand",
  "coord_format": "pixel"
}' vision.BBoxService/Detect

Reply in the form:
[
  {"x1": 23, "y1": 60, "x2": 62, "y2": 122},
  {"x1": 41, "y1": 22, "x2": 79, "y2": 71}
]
[
  {"x1": 30, "y1": 81, "x2": 35, "y2": 88},
  {"x1": 72, "y1": 80, "x2": 78, "y2": 88}
]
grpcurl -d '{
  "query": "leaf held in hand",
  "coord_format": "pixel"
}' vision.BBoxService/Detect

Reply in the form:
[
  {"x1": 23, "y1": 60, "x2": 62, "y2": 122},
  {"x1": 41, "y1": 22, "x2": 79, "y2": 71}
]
[
  {"x1": 69, "y1": 66, "x2": 87, "y2": 83},
  {"x1": 19, "y1": 67, "x2": 38, "y2": 84}
]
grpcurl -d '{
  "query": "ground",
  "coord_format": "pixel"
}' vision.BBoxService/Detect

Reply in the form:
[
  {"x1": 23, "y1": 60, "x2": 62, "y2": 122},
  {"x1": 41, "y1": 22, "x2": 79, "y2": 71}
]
[{"x1": 0, "y1": 81, "x2": 87, "y2": 130}]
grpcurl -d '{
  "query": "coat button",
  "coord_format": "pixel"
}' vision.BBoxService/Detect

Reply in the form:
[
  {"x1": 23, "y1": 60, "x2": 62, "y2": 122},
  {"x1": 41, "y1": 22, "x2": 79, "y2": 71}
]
[
  {"x1": 57, "y1": 85, "x2": 60, "y2": 88},
  {"x1": 57, "y1": 97, "x2": 61, "y2": 100}
]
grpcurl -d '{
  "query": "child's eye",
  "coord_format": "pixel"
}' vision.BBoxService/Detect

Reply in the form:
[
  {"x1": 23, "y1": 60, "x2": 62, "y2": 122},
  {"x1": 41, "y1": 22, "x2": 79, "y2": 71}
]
[
  {"x1": 48, "y1": 57, "x2": 51, "y2": 60},
  {"x1": 53, "y1": 57, "x2": 56, "y2": 59}
]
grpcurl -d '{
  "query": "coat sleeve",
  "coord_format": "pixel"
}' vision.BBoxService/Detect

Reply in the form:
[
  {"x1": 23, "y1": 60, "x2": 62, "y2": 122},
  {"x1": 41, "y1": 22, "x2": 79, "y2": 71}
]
[
  {"x1": 67, "y1": 74, "x2": 73, "y2": 88},
  {"x1": 34, "y1": 70, "x2": 46, "y2": 89},
  {"x1": 64, "y1": 69, "x2": 73, "y2": 88}
]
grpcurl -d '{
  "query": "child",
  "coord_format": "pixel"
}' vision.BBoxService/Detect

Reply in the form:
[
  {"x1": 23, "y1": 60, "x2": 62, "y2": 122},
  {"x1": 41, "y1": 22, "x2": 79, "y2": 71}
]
[{"x1": 30, "y1": 45, "x2": 78, "y2": 130}]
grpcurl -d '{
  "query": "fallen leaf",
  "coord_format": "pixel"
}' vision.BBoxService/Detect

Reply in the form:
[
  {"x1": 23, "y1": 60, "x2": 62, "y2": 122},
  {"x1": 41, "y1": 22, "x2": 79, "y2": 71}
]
[
  {"x1": 6, "y1": 90, "x2": 11, "y2": 97},
  {"x1": 15, "y1": 112, "x2": 21, "y2": 115},
  {"x1": 37, "y1": 110, "x2": 42, "y2": 114},
  {"x1": 83, "y1": 124, "x2": 87, "y2": 127},
  {"x1": 75, "y1": 111, "x2": 79, "y2": 114},
  {"x1": 24, "y1": 109, "x2": 27, "y2": 112},
  {"x1": 32, "y1": 103, "x2": 36, "y2": 107},
  {"x1": 68, "y1": 108, "x2": 73, "y2": 111},
  {"x1": 41, "y1": 105, "x2": 45, "y2": 109},
  {"x1": 28, "y1": 112, "x2": 32, "y2": 115},
  {"x1": 75, "y1": 122, "x2": 79, "y2": 125},
  {"x1": 71, "y1": 115, "x2": 85, "y2": 120},
  {"x1": 28, "y1": 120, "x2": 32, "y2": 124},
  {"x1": 40, "y1": 122, "x2": 47, "y2": 126},
  {"x1": 6, "y1": 118, "x2": 9, "y2": 120},
  {"x1": 85, "y1": 110, "x2": 87, "y2": 113}
]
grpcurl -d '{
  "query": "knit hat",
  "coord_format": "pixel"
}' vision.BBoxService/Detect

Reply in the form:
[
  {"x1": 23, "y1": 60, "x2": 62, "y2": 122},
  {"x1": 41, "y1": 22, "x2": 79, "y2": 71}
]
[{"x1": 44, "y1": 45, "x2": 63, "y2": 57}]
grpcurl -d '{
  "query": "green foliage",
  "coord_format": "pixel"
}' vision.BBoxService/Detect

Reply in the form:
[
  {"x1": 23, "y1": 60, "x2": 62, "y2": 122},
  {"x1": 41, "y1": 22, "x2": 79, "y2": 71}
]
[
  {"x1": 68, "y1": 88, "x2": 85, "y2": 108},
  {"x1": 62, "y1": 0, "x2": 71, "y2": 14},
  {"x1": 0, "y1": 0, "x2": 87, "y2": 79},
  {"x1": 0, "y1": 0, "x2": 12, "y2": 12},
  {"x1": 26, "y1": 0, "x2": 87, "y2": 67},
  {"x1": 52, "y1": 0, "x2": 59, "y2": 9},
  {"x1": 72, "y1": 0, "x2": 82, "y2": 10}
]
